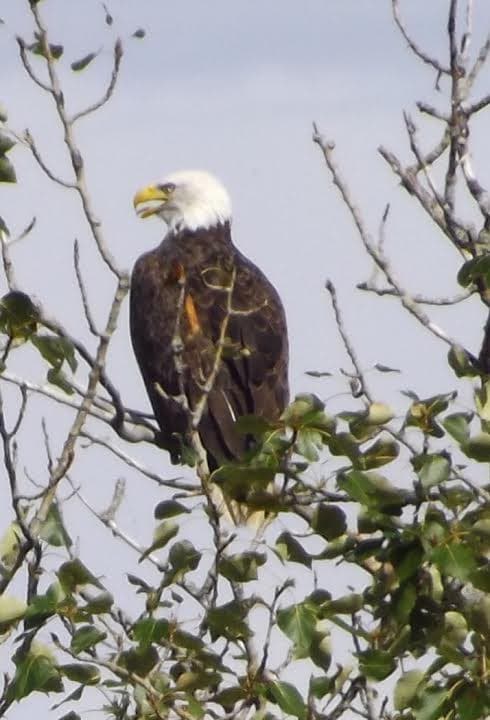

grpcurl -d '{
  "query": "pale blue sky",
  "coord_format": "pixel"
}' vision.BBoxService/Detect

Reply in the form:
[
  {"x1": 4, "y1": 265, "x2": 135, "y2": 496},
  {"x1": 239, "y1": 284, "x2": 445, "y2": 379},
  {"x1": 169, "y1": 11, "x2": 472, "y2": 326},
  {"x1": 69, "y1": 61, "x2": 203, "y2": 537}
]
[{"x1": 1, "y1": 1, "x2": 490, "y2": 717}]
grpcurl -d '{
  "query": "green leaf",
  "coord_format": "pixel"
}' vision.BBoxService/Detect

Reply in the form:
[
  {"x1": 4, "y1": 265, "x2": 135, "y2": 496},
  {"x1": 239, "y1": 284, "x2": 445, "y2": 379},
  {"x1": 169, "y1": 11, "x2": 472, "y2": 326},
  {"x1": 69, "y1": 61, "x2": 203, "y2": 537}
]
[
  {"x1": 0, "y1": 291, "x2": 38, "y2": 339},
  {"x1": 235, "y1": 414, "x2": 274, "y2": 435},
  {"x1": 338, "y1": 470, "x2": 405, "y2": 510},
  {"x1": 442, "y1": 611, "x2": 467, "y2": 647},
  {"x1": 309, "y1": 675, "x2": 333, "y2": 699},
  {"x1": 0, "y1": 215, "x2": 9, "y2": 236},
  {"x1": 140, "y1": 520, "x2": 179, "y2": 560},
  {"x1": 360, "y1": 436, "x2": 399, "y2": 469},
  {"x1": 0, "y1": 156, "x2": 16, "y2": 183},
  {"x1": 8, "y1": 645, "x2": 63, "y2": 701},
  {"x1": 406, "y1": 392, "x2": 456, "y2": 436},
  {"x1": 268, "y1": 681, "x2": 306, "y2": 720},
  {"x1": 442, "y1": 412, "x2": 472, "y2": 443},
  {"x1": 81, "y1": 591, "x2": 113, "y2": 615},
  {"x1": 184, "y1": 696, "x2": 205, "y2": 719},
  {"x1": 328, "y1": 432, "x2": 360, "y2": 460},
  {"x1": 282, "y1": 393, "x2": 327, "y2": 429},
  {"x1": 47, "y1": 368, "x2": 74, "y2": 395},
  {"x1": 219, "y1": 551, "x2": 266, "y2": 582},
  {"x1": 25, "y1": 584, "x2": 64, "y2": 625},
  {"x1": 103, "y1": 4, "x2": 113, "y2": 25},
  {"x1": 206, "y1": 600, "x2": 252, "y2": 642},
  {"x1": 31, "y1": 334, "x2": 77, "y2": 373},
  {"x1": 455, "y1": 685, "x2": 489, "y2": 720},
  {"x1": 392, "y1": 583, "x2": 417, "y2": 623},
  {"x1": 458, "y1": 255, "x2": 490, "y2": 287},
  {"x1": 133, "y1": 618, "x2": 170, "y2": 647},
  {"x1": 295, "y1": 427, "x2": 324, "y2": 461},
  {"x1": 461, "y1": 432, "x2": 490, "y2": 461},
  {"x1": 309, "y1": 629, "x2": 332, "y2": 671},
  {"x1": 168, "y1": 540, "x2": 201, "y2": 575},
  {"x1": 395, "y1": 544, "x2": 424, "y2": 583},
  {"x1": 469, "y1": 564, "x2": 490, "y2": 592},
  {"x1": 373, "y1": 362, "x2": 400, "y2": 373},
  {"x1": 413, "y1": 686, "x2": 448, "y2": 720},
  {"x1": 311, "y1": 504, "x2": 347, "y2": 540},
  {"x1": 320, "y1": 593, "x2": 363, "y2": 616},
  {"x1": 28, "y1": 41, "x2": 64, "y2": 60},
  {"x1": 358, "y1": 649, "x2": 396, "y2": 680},
  {"x1": 214, "y1": 686, "x2": 247, "y2": 710},
  {"x1": 431, "y1": 542, "x2": 477, "y2": 582},
  {"x1": 58, "y1": 559, "x2": 103, "y2": 593},
  {"x1": 118, "y1": 646, "x2": 159, "y2": 676},
  {"x1": 448, "y1": 345, "x2": 480, "y2": 377},
  {"x1": 38, "y1": 502, "x2": 72, "y2": 547},
  {"x1": 154, "y1": 500, "x2": 190, "y2": 520},
  {"x1": 70, "y1": 625, "x2": 106, "y2": 654},
  {"x1": 394, "y1": 669, "x2": 425, "y2": 710},
  {"x1": 0, "y1": 521, "x2": 22, "y2": 568},
  {"x1": 275, "y1": 532, "x2": 311, "y2": 567},
  {"x1": 60, "y1": 663, "x2": 100, "y2": 685},
  {"x1": 412, "y1": 453, "x2": 450, "y2": 489},
  {"x1": 0, "y1": 595, "x2": 27, "y2": 626},
  {"x1": 276, "y1": 603, "x2": 317, "y2": 658},
  {"x1": 71, "y1": 51, "x2": 98, "y2": 72},
  {"x1": 0, "y1": 132, "x2": 15, "y2": 154},
  {"x1": 172, "y1": 629, "x2": 204, "y2": 651},
  {"x1": 213, "y1": 465, "x2": 275, "y2": 501}
]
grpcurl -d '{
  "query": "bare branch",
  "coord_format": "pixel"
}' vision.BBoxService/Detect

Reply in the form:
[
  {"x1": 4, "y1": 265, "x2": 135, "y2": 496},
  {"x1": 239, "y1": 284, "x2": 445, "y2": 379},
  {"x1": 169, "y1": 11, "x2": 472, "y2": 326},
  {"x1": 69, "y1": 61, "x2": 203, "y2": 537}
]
[
  {"x1": 16, "y1": 36, "x2": 51, "y2": 92},
  {"x1": 80, "y1": 431, "x2": 199, "y2": 492},
  {"x1": 24, "y1": 129, "x2": 75, "y2": 189},
  {"x1": 407, "y1": 127, "x2": 450, "y2": 174},
  {"x1": 0, "y1": 389, "x2": 39, "y2": 595},
  {"x1": 325, "y1": 280, "x2": 372, "y2": 402},
  {"x1": 467, "y1": 32, "x2": 490, "y2": 89},
  {"x1": 416, "y1": 101, "x2": 449, "y2": 122},
  {"x1": 391, "y1": 0, "x2": 450, "y2": 75},
  {"x1": 466, "y1": 92, "x2": 490, "y2": 115},
  {"x1": 314, "y1": 125, "x2": 458, "y2": 348},
  {"x1": 357, "y1": 282, "x2": 473, "y2": 306},
  {"x1": 73, "y1": 239, "x2": 100, "y2": 336},
  {"x1": 460, "y1": 0, "x2": 473, "y2": 61},
  {"x1": 28, "y1": 3, "x2": 125, "y2": 279},
  {"x1": 378, "y1": 144, "x2": 476, "y2": 248},
  {"x1": 69, "y1": 477, "x2": 166, "y2": 572},
  {"x1": 70, "y1": 40, "x2": 123, "y2": 124},
  {"x1": 0, "y1": 230, "x2": 16, "y2": 290}
]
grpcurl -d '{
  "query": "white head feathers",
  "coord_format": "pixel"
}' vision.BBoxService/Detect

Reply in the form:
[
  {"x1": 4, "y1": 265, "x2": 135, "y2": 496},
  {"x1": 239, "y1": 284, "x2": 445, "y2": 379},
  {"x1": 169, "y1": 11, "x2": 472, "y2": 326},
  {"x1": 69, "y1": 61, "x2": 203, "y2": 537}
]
[{"x1": 134, "y1": 170, "x2": 232, "y2": 233}]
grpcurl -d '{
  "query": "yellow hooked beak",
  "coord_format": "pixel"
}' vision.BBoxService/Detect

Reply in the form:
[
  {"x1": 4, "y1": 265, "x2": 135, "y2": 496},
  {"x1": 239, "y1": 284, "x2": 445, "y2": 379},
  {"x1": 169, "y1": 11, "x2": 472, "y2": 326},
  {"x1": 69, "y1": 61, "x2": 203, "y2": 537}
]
[{"x1": 133, "y1": 185, "x2": 170, "y2": 219}]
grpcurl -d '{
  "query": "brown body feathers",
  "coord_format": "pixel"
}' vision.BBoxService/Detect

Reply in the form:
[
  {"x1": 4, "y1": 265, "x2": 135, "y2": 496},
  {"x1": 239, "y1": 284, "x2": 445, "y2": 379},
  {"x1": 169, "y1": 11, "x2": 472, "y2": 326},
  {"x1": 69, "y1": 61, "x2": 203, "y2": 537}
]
[{"x1": 130, "y1": 221, "x2": 289, "y2": 470}]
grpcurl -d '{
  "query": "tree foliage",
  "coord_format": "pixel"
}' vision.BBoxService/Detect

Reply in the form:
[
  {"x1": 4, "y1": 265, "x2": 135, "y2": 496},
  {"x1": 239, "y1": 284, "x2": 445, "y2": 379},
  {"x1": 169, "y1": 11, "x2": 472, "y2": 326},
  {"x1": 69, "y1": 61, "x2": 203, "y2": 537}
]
[{"x1": 1, "y1": 2, "x2": 490, "y2": 720}]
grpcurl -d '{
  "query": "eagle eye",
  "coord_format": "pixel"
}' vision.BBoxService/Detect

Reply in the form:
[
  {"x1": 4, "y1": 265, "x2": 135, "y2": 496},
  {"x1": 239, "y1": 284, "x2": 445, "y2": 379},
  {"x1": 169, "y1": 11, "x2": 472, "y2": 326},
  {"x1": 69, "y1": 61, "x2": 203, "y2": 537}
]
[{"x1": 158, "y1": 182, "x2": 176, "y2": 194}]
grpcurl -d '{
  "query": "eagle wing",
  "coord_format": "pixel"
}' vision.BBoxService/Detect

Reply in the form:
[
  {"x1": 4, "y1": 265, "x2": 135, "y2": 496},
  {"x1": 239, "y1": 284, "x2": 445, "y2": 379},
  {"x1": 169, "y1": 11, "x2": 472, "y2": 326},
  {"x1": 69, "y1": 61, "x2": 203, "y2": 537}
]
[{"x1": 191, "y1": 249, "x2": 289, "y2": 468}]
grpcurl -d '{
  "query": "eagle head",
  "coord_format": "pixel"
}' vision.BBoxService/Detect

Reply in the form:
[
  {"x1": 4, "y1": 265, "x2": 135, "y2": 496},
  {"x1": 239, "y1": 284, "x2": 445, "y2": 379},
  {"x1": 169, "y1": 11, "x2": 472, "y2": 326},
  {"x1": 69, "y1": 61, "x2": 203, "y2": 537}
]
[{"x1": 133, "y1": 169, "x2": 232, "y2": 233}]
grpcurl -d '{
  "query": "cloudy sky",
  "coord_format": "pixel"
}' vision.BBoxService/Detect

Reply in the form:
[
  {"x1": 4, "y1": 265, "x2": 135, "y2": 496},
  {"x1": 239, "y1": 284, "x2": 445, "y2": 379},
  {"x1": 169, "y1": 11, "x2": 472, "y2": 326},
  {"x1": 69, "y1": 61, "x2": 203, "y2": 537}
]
[{"x1": 1, "y1": 0, "x2": 490, "y2": 717}]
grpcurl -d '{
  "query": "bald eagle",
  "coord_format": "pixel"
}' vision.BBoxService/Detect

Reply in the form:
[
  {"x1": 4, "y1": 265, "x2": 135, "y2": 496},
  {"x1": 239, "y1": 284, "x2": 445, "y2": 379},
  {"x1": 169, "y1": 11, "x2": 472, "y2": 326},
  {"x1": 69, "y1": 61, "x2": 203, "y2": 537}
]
[{"x1": 130, "y1": 170, "x2": 289, "y2": 474}]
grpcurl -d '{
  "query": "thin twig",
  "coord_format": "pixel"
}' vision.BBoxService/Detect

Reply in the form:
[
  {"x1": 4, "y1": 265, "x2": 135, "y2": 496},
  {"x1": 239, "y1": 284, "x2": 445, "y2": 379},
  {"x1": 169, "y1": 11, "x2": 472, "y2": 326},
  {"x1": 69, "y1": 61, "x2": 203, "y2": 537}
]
[
  {"x1": 80, "y1": 430, "x2": 199, "y2": 492},
  {"x1": 391, "y1": 0, "x2": 450, "y2": 75},
  {"x1": 73, "y1": 239, "x2": 100, "y2": 336},
  {"x1": 313, "y1": 126, "x2": 457, "y2": 348},
  {"x1": 357, "y1": 283, "x2": 473, "y2": 306},
  {"x1": 70, "y1": 40, "x2": 123, "y2": 124},
  {"x1": 326, "y1": 280, "x2": 372, "y2": 402}
]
